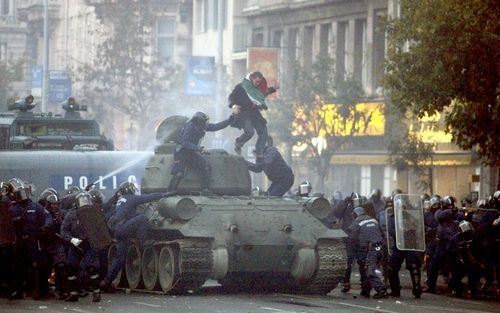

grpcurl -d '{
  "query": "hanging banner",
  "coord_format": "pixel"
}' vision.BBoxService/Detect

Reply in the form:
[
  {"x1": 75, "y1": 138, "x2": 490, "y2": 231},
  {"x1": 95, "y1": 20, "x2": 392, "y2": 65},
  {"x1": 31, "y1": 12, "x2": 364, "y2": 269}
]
[{"x1": 247, "y1": 47, "x2": 280, "y2": 99}]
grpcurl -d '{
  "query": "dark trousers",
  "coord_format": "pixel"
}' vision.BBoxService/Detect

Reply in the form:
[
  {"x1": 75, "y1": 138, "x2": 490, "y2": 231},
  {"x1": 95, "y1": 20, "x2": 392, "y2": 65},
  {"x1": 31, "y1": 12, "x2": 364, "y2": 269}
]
[
  {"x1": 170, "y1": 149, "x2": 211, "y2": 190},
  {"x1": 268, "y1": 176, "x2": 294, "y2": 197},
  {"x1": 426, "y1": 241, "x2": 450, "y2": 290},
  {"x1": 104, "y1": 215, "x2": 149, "y2": 284},
  {"x1": 357, "y1": 248, "x2": 386, "y2": 293},
  {"x1": 343, "y1": 238, "x2": 356, "y2": 285},
  {"x1": 235, "y1": 117, "x2": 268, "y2": 156},
  {"x1": 388, "y1": 249, "x2": 422, "y2": 293}
]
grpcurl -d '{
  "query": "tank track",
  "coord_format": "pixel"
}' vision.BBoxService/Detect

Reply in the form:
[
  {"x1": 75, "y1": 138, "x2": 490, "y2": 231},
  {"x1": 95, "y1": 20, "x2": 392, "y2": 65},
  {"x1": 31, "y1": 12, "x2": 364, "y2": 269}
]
[
  {"x1": 298, "y1": 239, "x2": 347, "y2": 295},
  {"x1": 172, "y1": 240, "x2": 213, "y2": 293}
]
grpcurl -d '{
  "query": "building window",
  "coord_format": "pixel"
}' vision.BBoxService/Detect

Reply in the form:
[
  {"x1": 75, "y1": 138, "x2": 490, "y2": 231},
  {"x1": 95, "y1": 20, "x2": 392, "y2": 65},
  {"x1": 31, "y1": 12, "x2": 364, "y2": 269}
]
[
  {"x1": 303, "y1": 26, "x2": 314, "y2": 73},
  {"x1": 353, "y1": 19, "x2": 366, "y2": 86},
  {"x1": 0, "y1": 43, "x2": 6, "y2": 62},
  {"x1": 319, "y1": 23, "x2": 331, "y2": 56},
  {"x1": 373, "y1": 11, "x2": 386, "y2": 92},
  {"x1": 157, "y1": 16, "x2": 176, "y2": 65},
  {"x1": 197, "y1": 0, "x2": 208, "y2": 32},
  {"x1": 252, "y1": 28, "x2": 263, "y2": 47},
  {"x1": 361, "y1": 165, "x2": 371, "y2": 197},
  {"x1": 1, "y1": 0, "x2": 10, "y2": 15},
  {"x1": 336, "y1": 21, "x2": 348, "y2": 82},
  {"x1": 272, "y1": 30, "x2": 282, "y2": 48},
  {"x1": 233, "y1": 24, "x2": 248, "y2": 52}
]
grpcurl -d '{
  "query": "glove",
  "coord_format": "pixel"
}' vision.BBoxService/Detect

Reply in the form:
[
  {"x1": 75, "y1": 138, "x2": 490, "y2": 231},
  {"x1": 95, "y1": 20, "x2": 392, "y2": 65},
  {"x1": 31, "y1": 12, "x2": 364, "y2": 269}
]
[
  {"x1": 231, "y1": 105, "x2": 241, "y2": 114},
  {"x1": 70, "y1": 238, "x2": 82, "y2": 247}
]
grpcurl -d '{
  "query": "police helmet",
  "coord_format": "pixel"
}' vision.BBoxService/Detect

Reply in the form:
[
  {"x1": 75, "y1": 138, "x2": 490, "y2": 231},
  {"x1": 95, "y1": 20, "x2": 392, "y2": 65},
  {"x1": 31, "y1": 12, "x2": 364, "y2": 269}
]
[
  {"x1": 421, "y1": 193, "x2": 431, "y2": 202},
  {"x1": 46, "y1": 194, "x2": 60, "y2": 205},
  {"x1": 9, "y1": 178, "x2": 31, "y2": 201},
  {"x1": 429, "y1": 195, "x2": 441, "y2": 210},
  {"x1": 371, "y1": 189, "x2": 382, "y2": 201},
  {"x1": 88, "y1": 189, "x2": 104, "y2": 205},
  {"x1": 442, "y1": 195, "x2": 456, "y2": 208},
  {"x1": 74, "y1": 192, "x2": 93, "y2": 209},
  {"x1": 351, "y1": 192, "x2": 366, "y2": 207},
  {"x1": 40, "y1": 187, "x2": 59, "y2": 201},
  {"x1": 118, "y1": 181, "x2": 137, "y2": 196},
  {"x1": 491, "y1": 190, "x2": 500, "y2": 210},
  {"x1": 476, "y1": 199, "x2": 487, "y2": 208},
  {"x1": 66, "y1": 185, "x2": 81, "y2": 195},
  {"x1": 353, "y1": 206, "x2": 365, "y2": 218},
  {"x1": 191, "y1": 112, "x2": 209, "y2": 124},
  {"x1": 298, "y1": 180, "x2": 312, "y2": 196},
  {"x1": 458, "y1": 220, "x2": 474, "y2": 233}
]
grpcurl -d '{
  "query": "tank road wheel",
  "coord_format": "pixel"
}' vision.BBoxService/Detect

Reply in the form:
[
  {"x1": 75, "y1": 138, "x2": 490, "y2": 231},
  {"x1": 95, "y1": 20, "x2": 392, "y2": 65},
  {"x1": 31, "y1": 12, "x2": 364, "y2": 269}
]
[
  {"x1": 142, "y1": 246, "x2": 160, "y2": 291},
  {"x1": 107, "y1": 244, "x2": 125, "y2": 287},
  {"x1": 158, "y1": 245, "x2": 178, "y2": 293},
  {"x1": 125, "y1": 243, "x2": 142, "y2": 289}
]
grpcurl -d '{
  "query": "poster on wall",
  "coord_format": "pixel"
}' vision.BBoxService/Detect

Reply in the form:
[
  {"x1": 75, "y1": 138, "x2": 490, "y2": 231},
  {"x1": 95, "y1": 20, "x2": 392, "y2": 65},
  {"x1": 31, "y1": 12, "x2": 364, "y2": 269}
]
[{"x1": 247, "y1": 47, "x2": 280, "y2": 99}]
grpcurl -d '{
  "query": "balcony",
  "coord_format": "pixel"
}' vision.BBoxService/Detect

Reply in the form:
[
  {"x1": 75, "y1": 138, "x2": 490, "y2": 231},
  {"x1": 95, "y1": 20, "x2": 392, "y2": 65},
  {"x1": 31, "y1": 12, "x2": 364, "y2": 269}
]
[{"x1": 242, "y1": 0, "x2": 346, "y2": 16}]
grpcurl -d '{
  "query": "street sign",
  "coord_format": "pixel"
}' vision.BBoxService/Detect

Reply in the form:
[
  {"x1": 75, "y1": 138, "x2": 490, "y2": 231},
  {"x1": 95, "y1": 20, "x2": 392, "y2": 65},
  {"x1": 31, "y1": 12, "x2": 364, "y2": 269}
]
[
  {"x1": 185, "y1": 56, "x2": 215, "y2": 96},
  {"x1": 49, "y1": 70, "x2": 72, "y2": 103},
  {"x1": 31, "y1": 65, "x2": 43, "y2": 97}
]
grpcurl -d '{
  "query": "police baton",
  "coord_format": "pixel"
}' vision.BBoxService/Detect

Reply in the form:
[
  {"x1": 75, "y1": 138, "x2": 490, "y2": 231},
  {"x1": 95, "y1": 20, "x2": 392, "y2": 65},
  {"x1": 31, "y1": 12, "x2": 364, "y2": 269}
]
[{"x1": 55, "y1": 233, "x2": 83, "y2": 251}]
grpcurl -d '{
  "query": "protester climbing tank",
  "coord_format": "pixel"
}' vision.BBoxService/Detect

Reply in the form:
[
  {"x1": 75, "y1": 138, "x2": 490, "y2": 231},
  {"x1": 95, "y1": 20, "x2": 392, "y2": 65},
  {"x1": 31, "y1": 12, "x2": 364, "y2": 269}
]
[{"x1": 114, "y1": 115, "x2": 348, "y2": 294}]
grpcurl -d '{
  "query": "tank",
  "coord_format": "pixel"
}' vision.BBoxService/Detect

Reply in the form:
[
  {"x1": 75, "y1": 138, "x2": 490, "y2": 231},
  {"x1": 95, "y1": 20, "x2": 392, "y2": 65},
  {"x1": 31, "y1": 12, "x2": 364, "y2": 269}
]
[{"x1": 114, "y1": 115, "x2": 348, "y2": 295}]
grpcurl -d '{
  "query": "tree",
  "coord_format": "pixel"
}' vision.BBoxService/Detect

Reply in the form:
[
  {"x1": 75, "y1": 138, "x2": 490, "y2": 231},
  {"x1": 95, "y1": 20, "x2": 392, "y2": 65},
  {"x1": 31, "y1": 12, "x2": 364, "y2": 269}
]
[
  {"x1": 383, "y1": 0, "x2": 500, "y2": 166},
  {"x1": 0, "y1": 60, "x2": 24, "y2": 110},
  {"x1": 79, "y1": 0, "x2": 179, "y2": 149},
  {"x1": 278, "y1": 55, "x2": 378, "y2": 191}
]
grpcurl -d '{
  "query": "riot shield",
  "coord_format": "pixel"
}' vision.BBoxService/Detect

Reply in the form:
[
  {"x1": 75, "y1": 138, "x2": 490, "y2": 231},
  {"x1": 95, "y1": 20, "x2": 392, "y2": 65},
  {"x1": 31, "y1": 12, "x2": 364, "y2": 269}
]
[
  {"x1": 0, "y1": 201, "x2": 16, "y2": 246},
  {"x1": 393, "y1": 194, "x2": 425, "y2": 252},
  {"x1": 76, "y1": 205, "x2": 112, "y2": 250}
]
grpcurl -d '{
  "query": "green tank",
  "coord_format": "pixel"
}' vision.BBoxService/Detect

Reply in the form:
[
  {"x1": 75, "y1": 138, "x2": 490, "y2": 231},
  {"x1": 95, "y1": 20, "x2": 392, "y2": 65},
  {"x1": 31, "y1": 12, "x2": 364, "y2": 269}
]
[{"x1": 114, "y1": 115, "x2": 347, "y2": 295}]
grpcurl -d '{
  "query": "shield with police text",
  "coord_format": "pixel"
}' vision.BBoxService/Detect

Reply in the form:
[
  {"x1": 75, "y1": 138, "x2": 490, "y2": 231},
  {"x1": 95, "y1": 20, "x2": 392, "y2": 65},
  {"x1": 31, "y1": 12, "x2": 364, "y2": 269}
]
[
  {"x1": 393, "y1": 194, "x2": 425, "y2": 252},
  {"x1": 0, "y1": 201, "x2": 16, "y2": 246},
  {"x1": 76, "y1": 205, "x2": 112, "y2": 250}
]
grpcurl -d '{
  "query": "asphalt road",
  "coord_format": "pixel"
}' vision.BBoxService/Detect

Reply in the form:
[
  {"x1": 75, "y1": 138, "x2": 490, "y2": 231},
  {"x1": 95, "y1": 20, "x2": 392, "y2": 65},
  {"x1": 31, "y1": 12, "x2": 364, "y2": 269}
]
[{"x1": 0, "y1": 283, "x2": 498, "y2": 313}]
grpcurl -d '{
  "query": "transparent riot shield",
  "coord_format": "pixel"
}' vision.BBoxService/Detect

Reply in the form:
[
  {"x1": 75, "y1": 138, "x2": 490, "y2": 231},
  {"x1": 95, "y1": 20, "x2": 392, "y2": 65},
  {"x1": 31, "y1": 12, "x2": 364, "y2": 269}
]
[{"x1": 393, "y1": 194, "x2": 425, "y2": 252}]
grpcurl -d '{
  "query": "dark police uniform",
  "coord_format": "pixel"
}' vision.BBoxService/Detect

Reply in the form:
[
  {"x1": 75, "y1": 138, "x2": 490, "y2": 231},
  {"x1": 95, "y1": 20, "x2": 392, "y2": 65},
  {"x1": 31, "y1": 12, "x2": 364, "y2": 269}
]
[
  {"x1": 386, "y1": 211, "x2": 422, "y2": 298},
  {"x1": 169, "y1": 115, "x2": 233, "y2": 191},
  {"x1": 348, "y1": 213, "x2": 388, "y2": 298},
  {"x1": 247, "y1": 146, "x2": 294, "y2": 196},
  {"x1": 10, "y1": 199, "x2": 53, "y2": 299},
  {"x1": 102, "y1": 192, "x2": 167, "y2": 288}
]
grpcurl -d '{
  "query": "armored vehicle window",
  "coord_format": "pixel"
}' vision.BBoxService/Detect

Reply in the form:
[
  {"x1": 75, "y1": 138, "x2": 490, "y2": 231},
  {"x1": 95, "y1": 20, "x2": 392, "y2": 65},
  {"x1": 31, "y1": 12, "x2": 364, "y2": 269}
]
[{"x1": 17, "y1": 120, "x2": 98, "y2": 136}]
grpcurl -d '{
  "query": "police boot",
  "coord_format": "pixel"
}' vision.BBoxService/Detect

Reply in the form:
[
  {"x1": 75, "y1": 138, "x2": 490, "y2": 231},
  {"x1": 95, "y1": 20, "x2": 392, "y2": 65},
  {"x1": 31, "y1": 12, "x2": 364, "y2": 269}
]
[
  {"x1": 341, "y1": 283, "x2": 351, "y2": 293},
  {"x1": 388, "y1": 269, "x2": 401, "y2": 297},
  {"x1": 65, "y1": 275, "x2": 79, "y2": 302},
  {"x1": 87, "y1": 267, "x2": 101, "y2": 302},
  {"x1": 410, "y1": 269, "x2": 422, "y2": 298}
]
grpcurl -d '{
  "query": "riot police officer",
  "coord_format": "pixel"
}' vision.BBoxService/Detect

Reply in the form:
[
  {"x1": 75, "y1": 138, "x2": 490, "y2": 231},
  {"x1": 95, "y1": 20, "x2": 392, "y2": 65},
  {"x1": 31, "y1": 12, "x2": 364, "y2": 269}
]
[
  {"x1": 333, "y1": 192, "x2": 365, "y2": 292},
  {"x1": 40, "y1": 193, "x2": 69, "y2": 299},
  {"x1": 448, "y1": 220, "x2": 481, "y2": 298},
  {"x1": 424, "y1": 195, "x2": 460, "y2": 293},
  {"x1": 101, "y1": 182, "x2": 168, "y2": 291},
  {"x1": 386, "y1": 198, "x2": 423, "y2": 298},
  {"x1": 246, "y1": 136, "x2": 294, "y2": 197},
  {"x1": 61, "y1": 191, "x2": 102, "y2": 302},
  {"x1": 424, "y1": 195, "x2": 440, "y2": 283},
  {"x1": 9, "y1": 179, "x2": 54, "y2": 300},
  {"x1": 168, "y1": 112, "x2": 233, "y2": 192},
  {"x1": 367, "y1": 189, "x2": 385, "y2": 216},
  {"x1": 348, "y1": 207, "x2": 388, "y2": 298}
]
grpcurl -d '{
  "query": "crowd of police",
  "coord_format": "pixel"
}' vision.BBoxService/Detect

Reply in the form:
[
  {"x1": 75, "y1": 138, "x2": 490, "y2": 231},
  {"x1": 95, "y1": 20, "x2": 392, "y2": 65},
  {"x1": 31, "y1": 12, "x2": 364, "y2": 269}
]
[
  {"x1": 321, "y1": 188, "x2": 500, "y2": 300},
  {"x1": 0, "y1": 178, "x2": 166, "y2": 303}
]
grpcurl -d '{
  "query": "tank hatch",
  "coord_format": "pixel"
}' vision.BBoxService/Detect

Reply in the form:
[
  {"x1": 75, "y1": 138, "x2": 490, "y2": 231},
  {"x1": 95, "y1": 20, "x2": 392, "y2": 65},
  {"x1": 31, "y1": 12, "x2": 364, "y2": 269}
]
[{"x1": 156, "y1": 115, "x2": 189, "y2": 144}]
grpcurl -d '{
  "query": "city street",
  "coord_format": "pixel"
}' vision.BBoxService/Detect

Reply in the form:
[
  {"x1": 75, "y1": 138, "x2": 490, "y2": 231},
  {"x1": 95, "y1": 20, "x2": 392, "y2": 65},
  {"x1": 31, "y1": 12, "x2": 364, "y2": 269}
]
[{"x1": 1, "y1": 279, "x2": 498, "y2": 313}]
